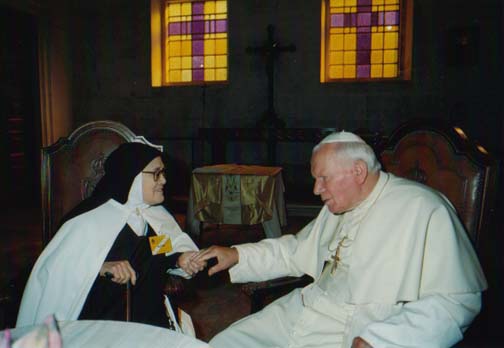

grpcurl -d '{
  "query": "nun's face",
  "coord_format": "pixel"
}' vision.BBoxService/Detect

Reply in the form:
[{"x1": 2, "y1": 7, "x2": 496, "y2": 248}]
[{"x1": 142, "y1": 156, "x2": 166, "y2": 205}]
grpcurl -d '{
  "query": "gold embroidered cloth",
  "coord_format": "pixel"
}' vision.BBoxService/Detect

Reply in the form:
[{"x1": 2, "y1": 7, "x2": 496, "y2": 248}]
[{"x1": 191, "y1": 164, "x2": 285, "y2": 225}]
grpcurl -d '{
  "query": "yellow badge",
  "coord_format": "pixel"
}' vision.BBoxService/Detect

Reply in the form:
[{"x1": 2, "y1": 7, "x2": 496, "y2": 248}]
[{"x1": 149, "y1": 235, "x2": 173, "y2": 255}]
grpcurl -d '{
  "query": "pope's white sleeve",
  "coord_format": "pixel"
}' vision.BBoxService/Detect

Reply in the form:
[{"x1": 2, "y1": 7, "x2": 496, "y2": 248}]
[
  {"x1": 228, "y1": 235, "x2": 305, "y2": 283},
  {"x1": 359, "y1": 292, "x2": 481, "y2": 348}
]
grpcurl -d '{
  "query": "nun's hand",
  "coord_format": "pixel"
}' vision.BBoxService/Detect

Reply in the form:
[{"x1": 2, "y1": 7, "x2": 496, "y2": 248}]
[
  {"x1": 100, "y1": 260, "x2": 137, "y2": 286},
  {"x1": 177, "y1": 251, "x2": 207, "y2": 276}
]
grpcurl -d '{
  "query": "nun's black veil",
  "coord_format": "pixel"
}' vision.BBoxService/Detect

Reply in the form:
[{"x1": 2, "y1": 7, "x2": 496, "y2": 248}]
[{"x1": 60, "y1": 143, "x2": 162, "y2": 226}]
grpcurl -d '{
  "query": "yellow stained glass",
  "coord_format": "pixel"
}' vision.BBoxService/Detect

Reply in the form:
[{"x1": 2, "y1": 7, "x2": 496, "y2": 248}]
[
  {"x1": 216, "y1": 68, "x2": 227, "y2": 80},
  {"x1": 152, "y1": 0, "x2": 228, "y2": 85},
  {"x1": 215, "y1": 39, "x2": 227, "y2": 54},
  {"x1": 370, "y1": 65, "x2": 383, "y2": 77},
  {"x1": 329, "y1": 51, "x2": 344, "y2": 65},
  {"x1": 169, "y1": 70, "x2": 181, "y2": 82},
  {"x1": 181, "y1": 2, "x2": 191, "y2": 15},
  {"x1": 205, "y1": 40, "x2": 216, "y2": 55},
  {"x1": 204, "y1": 69, "x2": 215, "y2": 81},
  {"x1": 181, "y1": 70, "x2": 192, "y2": 82},
  {"x1": 181, "y1": 56, "x2": 191, "y2": 69},
  {"x1": 383, "y1": 64, "x2": 397, "y2": 77},
  {"x1": 169, "y1": 41, "x2": 181, "y2": 56},
  {"x1": 329, "y1": 65, "x2": 344, "y2": 78},
  {"x1": 181, "y1": 41, "x2": 191, "y2": 56},
  {"x1": 384, "y1": 50, "x2": 397, "y2": 63},
  {"x1": 344, "y1": 34, "x2": 356, "y2": 50},
  {"x1": 169, "y1": 57, "x2": 181, "y2": 69},
  {"x1": 384, "y1": 32, "x2": 398, "y2": 49},
  {"x1": 330, "y1": 0, "x2": 345, "y2": 7},
  {"x1": 371, "y1": 33, "x2": 384, "y2": 49},
  {"x1": 216, "y1": 55, "x2": 227, "y2": 67},
  {"x1": 216, "y1": 1, "x2": 226, "y2": 13},
  {"x1": 204, "y1": 1, "x2": 215, "y2": 13},
  {"x1": 330, "y1": 27, "x2": 345, "y2": 34},
  {"x1": 343, "y1": 65, "x2": 356, "y2": 78},
  {"x1": 371, "y1": 50, "x2": 383, "y2": 64},
  {"x1": 320, "y1": 0, "x2": 409, "y2": 82},
  {"x1": 330, "y1": 34, "x2": 344, "y2": 50},
  {"x1": 344, "y1": 51, "x2": 356, "y2": 64},
  {"x1": 169, "y1": 4, "x2": 181, "y2": 16},
  {"x1": 385, "y1": 5, "x2": 399, "y2": 11},
  {"x1": 204, "y1": 56, "x2": 215, "y2": 68}
]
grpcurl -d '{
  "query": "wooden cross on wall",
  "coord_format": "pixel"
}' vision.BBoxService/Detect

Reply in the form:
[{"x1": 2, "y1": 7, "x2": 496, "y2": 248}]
[{"x1": 246, "y1": 24, "x2": 296, "y2": 129}]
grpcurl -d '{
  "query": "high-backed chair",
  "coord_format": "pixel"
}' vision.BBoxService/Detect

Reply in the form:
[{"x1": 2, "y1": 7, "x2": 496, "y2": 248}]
[
  {"x1": 241, "y1": 121, "x2": 499, "y2": 345},
  {"x1": 41, "y1": 121, "x2": 150, "y2": 244},
  {"x1": 381, "y1": 120, "x2": 498, "y2": 249},
  {"x1": 381, "y1": 120, "x2": 499, "y2": 345},
  {"x1": 41, "y1": 120, "x2": 187, "y2": 306}
]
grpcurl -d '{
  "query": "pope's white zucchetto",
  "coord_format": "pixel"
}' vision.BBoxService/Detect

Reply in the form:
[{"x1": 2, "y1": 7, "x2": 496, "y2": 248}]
[{"x1": 318, "y1": 131, "x2": 366, "y2": 145}]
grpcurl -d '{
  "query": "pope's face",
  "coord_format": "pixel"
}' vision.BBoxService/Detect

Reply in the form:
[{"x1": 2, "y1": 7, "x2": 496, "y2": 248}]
[
  {"x1": 142, "y1": 156, "x2": 166, "y2": 205},
  {"x1": 311, "y1": 144, "x2": 361, "y2": 214}
]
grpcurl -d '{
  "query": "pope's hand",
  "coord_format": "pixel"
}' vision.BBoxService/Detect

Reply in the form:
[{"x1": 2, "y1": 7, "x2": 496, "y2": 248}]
[
  {"x1": 177, "y1": 251, "x2": 207, "y2": 276},
  {"x1": 352, "y1": 337, "x2": 372, "y2": 348},
  {"x1": 194, "y1": 246, "x2": 238, "y2": 276},
  {"x1": 100, "y1": 260, "x2": 137, "y2": 285}
]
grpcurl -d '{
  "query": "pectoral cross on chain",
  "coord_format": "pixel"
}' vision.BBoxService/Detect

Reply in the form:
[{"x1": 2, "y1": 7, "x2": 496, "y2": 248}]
[{"x1": 330, "y1": 236, "x2": 348, "y2": 275}]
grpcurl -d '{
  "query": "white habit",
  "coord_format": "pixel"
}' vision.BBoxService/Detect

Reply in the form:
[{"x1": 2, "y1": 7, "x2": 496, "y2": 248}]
[
  {"x1": 16, "y1": 200, "x2": 198, "y2": 327},
  {"x1": 210, "y1": 172, "x2": 487, "y2": 348}
]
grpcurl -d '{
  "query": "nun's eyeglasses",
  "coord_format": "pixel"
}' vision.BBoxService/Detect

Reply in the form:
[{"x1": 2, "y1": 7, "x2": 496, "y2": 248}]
[{"x1": 142, "y1": 168, "x2": 167, "y2": 182}]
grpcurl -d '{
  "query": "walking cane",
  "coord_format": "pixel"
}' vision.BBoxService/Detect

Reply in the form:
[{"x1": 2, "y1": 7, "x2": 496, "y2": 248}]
[{"x1": 125, "y1": 281, "x2": 131, "y2": 322}]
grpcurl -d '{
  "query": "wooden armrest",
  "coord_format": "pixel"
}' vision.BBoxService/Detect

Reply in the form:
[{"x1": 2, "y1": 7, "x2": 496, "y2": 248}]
[{"x1": 241, "y1": 275, "x2": 313, "y2": 313}]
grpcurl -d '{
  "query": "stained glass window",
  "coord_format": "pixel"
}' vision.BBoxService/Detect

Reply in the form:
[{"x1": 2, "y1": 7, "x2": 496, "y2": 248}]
[
  {"x1": 320, "y1": 0, "x2": 412, "y2": 82},
  {"x1": 151, "y1": 0, "x2": 228, "y2": 86}
]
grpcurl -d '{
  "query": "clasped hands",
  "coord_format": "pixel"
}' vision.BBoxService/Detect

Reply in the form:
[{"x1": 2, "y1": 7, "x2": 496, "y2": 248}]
[{"x1": 99, "y1": 251, "x2": 208, "y2": 285}]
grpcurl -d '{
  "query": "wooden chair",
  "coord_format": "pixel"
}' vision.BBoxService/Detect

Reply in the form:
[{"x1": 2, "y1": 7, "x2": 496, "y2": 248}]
[
  {"x1": 241, "y1": 120, "x2": 499, "y2": 344},
  {"x1": 41, "y1": 120, "x2": 187, "y2": 318},
  {"x1": 380, "y1": 120, "x2": 499, "y2": 345}
]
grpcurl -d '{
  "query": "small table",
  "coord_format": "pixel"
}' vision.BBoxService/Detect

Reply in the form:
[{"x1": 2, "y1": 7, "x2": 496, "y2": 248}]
[
  {"x1": 7, "y1": 320, "x2": 210, "y2": 348},
  {"x1": 187, "y1": 164, "x2": 287, "y2": 238}
]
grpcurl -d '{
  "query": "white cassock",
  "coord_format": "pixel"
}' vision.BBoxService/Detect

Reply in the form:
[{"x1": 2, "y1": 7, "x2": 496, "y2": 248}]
[
  {"x1": 16, "y1": 199, "x2": 198, "y2": 327},
  {"x1": 210, "y1": 172, "x2": 487, "y2": 348}
]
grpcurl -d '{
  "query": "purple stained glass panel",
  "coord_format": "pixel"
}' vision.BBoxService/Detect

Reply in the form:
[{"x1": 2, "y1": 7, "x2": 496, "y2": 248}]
[
  {"x1": 331, "y1": 14, "x2": 344, "y2": 27},
  {"x1": 371, "y1": 12, "x2": 378, "y2": 26},
  {"x1": 192, "y1": 20, "x2": 204, "y2": 34},
  {"x1": 359, "y1": 6, "x2": 372, "y2": 12},
  {"x1": 193, "y1": 33, "x2": 204, "y2": 40},
  {"x1": 192, "y1": 2, "x2": 204, "y2": 15},
  {"x1": 206, "y1": 20, "x2": 215, "y2": 33},
  {"x1": 181, "y1": 22, "x2": 191, "y2": 35},
  {"x1": 385, "y1": 11, "x2": 399, "y2": 25},
  {"x1": 357, "y1": 33, "x2": 371, "y2": 50},
  {"x1": 357, "y1": 0, "x2": 371, "y2": 6},
  {"x1": 168, "y1": 22, "x2": 181, "y2": 36},
  {"x1": 378, "y1": 12, "x2": 384, "y2": 25},
  {"x1": 357, "y1": 13, "x2": 371, "y2": 27},
  {"x1": 357, "y1": 27, "x2": 371, "y2": 33},
  {"x1": 357, "y1": 50, "x2": 370, "y2": 65},
  {"x1": 192, "y1": 40, "x2": 204, "y2": 55},
  {"x1": 357, "y1": 65, "x2": 370, "y2": 78},
  {"x1": 216, "y1": 20, "x2": 227, "y2": 33},
  {"x1": 193, "y1": 56, "x2": 204, "y2": 69},
  {"x1": 193, "y1": 69, "x2": 204, "y2": 81}
]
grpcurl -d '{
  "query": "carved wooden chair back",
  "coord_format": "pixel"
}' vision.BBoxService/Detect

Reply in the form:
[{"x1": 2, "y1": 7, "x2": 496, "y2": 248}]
[
  {"x1": 41, "y1": 121, "x2": 161, "y2": 244},
  {"x1": 380, "y1": 120, "x2": 498, "y2": 250}
]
